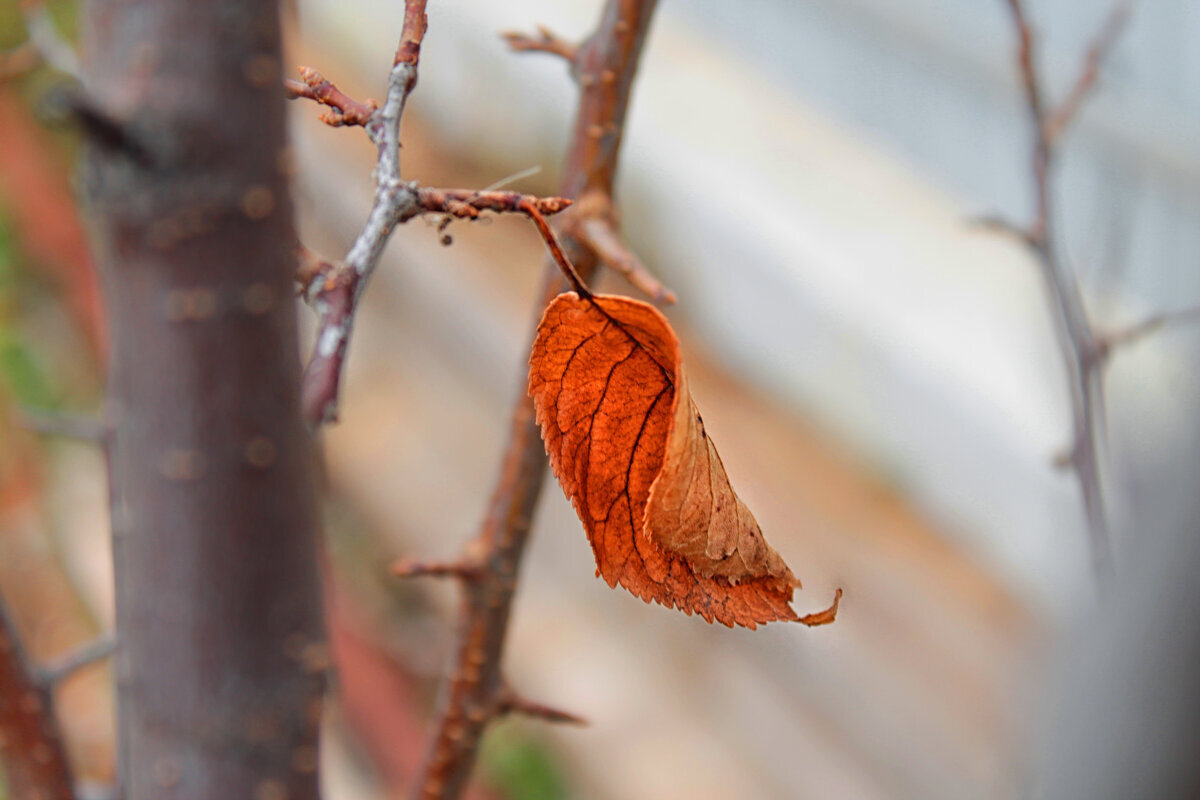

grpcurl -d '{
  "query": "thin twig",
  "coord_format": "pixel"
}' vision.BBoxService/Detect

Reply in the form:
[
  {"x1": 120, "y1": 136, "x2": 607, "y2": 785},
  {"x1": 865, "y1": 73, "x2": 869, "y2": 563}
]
[
  {"x1": 391, "y1": 557, "x2": 482, "y2": 582},
  {"x1": 286, "y1": 66, "x2": 377, "y2": 128},
  {"x1": 967, "y1": 214, "x2": 1038, "y2": 247},
  {"x1": 407, "y1": 3, "x2": 660, "y2": 799},
  {"x1": 501, "y1": 26, "x2": 579, "y2": 64},
  {"x1": 18, "y1": 406, "x2": 106, "y2": 443},
  {"x1": 998, "y1": 0, "x2": 1134, "y2": 586},
  {"x1": 516, "y1": 200, "x2": 592, "y2": 299},
  {"x1": 0, "y1": 593, "x2": 77, "y2": 800},
  {"x1": 39, "y1": 634, "x2": 116, "y2": 688},
  {"x1": 497, "y1": 686, "x2": 588, "y2": 726},
  {"x1": 296, "y1": 0, "x2": 576, "y2": 425},
  {"x1": 1044, "y1": 0, "x2": 1134, "y2": 144},
  {"x1": 1097, "y1": 305, "x2": 1200, "y2": 359},
  {"x1": 575, "y1": 206, "x2": 675, "y2": 303}
]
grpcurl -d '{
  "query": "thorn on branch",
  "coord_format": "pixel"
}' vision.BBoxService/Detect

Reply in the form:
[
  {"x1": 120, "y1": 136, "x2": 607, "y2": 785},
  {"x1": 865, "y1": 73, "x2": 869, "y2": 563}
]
[
  {"x1": 1094, "y1": 305, "x2": 1200, "y2": 361},
  {"x1": 390, "y1": 556, "x2": 482, "y2": 582},
  {"x1": 576, "y1": 213, "x2": 676, "y2": 304},
  {"x1": 286, "y1": 67, "x2": 377, "y2": 128},
  {"x1": 967, "y1": 214, "x2": 1038, "y2": 248},
  {"x1": 502, "y1": 26, "x2": 580, "y2": 65},
  {"x1": 497, "y1": 686, "x2": 587, "y2": 726},
  {"x1": 1052, "y1": 445, "x2": 1076, "y2": 472},
  {"x1": 296, "y1": 245, "x2": 338, "y2": 298}
]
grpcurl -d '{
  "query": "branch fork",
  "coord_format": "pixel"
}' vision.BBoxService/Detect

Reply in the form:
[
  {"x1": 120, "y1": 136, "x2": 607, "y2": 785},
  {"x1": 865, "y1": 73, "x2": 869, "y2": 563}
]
[{"x1": 994, "y1": 0, "x2": 1141, "y2": 586}]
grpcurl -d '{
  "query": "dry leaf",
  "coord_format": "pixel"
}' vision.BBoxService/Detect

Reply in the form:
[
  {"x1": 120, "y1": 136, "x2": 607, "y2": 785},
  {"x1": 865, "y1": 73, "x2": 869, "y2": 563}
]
[{"x1": 529, "y1": 292, "x2": 840, "y2": 629}]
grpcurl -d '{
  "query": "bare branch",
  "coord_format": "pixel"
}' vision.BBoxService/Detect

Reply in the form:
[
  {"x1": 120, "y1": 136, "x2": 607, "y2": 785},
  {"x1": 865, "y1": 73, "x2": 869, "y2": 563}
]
[
  {"x1": 39, "y1": 635, "x2": 116, "y2": 688},
  {"x1": 968, "y1": 214, "x2": 1038, "y2": 248},
  {"x1": 0, "y1": 594, "x2": 76, "y2": 800},
  {"x1": 1097, "y1": 305, "x2": 1200, "y2": 360},
  {"x1": 497, "y1": 686, "x2": 587, "y2": 726},
  {"x1": 298, "y1": 180, "x2": 573, "y2": 424},
  {"x1": 414, "y1": 187, "x2": 571, "y2": 219},
  {"x1": 41, "y1": 86, "x2": 152, "y2": 165},
  {"x1": 17, "y1": 407, "x2": 106, "y2": 443},
  {"x1": 297, "y1": 0, "x2": 579, "y2": 425},
  {"x1": 574, "y1": 204, "x2": 675, "y2": 303},
  {"x1": 502, "y1": 26, "x2": 579, "y2": 65},
  {"x1": 408, "y1": 2, "x2": 661, "y2": 799},
  {"x1": 286, "y1": 66, "x2": 377, "y2": 128},
  {"x1": 391, "y1": 557, "x2": 482, "y2": 582},
  {"x1": 296, "y1": 245, "x2": 337, "y2": 297},
  {"x1": 997, "y1": 0, "x2": 1137, "y2": 587},
  {"x1": 1045, "y1": 0, "x2": 1134, "y2": 144}
]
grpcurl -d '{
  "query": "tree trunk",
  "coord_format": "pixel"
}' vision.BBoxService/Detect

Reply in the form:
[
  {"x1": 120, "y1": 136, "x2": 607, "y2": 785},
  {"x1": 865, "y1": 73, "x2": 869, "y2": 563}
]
[{"x1": 80, "y1": 2, "x2": 325, "y2": 798}]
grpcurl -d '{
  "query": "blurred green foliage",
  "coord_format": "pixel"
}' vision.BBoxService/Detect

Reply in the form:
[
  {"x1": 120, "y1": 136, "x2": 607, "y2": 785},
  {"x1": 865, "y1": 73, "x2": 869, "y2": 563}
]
[
  {"x1": 0, "y1": 0, "x2": 77, "y2": 49},
  {"x1": 0, "y1": 209, "x2": 59, "y2": 408},
  {"x1": 481, "y1": 724, "x2": 572, "y2": 800}
]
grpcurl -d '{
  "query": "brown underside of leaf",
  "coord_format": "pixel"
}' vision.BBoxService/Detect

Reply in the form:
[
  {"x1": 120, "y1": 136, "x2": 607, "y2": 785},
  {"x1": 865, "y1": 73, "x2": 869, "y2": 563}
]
[{"x1": 529, "y1": 292, "x2": 838, "y2": 629}]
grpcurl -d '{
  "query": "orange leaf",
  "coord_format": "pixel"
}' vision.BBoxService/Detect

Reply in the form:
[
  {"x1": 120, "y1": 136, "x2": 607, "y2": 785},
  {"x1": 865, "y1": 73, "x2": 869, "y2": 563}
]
[{"x1": 529, "y1": 292, "x2": 839, "y2": 629}]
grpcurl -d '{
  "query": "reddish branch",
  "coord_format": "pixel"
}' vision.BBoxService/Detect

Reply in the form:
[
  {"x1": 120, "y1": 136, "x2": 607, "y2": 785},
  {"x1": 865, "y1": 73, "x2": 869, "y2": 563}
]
[
  {"x1": 400, "y1": 3, "x2": 661, "y2": 799},
  {"x1": 285, "y1": 67, "x2": 377, "y2": 128},
  {"x1": 998, "y1": 0, "x2": 1134, "y2": 585},
  {"x1": 501, "y1": 26, "x2": 578, "y2": 64},
  {"x1": 0, "y1": 595, "x2": 76, "y2": 800}
]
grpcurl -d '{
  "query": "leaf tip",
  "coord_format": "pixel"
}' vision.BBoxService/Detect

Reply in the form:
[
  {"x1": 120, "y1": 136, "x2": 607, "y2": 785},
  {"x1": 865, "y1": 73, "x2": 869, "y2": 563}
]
[{"x1": 796, "y1": 587, "x2": 842, "y2": 627}]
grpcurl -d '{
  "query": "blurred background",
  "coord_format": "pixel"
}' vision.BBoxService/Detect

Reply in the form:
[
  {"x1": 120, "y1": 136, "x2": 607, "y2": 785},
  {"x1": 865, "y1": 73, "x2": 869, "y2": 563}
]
[{"x1": 2, "y1": 0, "x2": 1198, "y2": 798}]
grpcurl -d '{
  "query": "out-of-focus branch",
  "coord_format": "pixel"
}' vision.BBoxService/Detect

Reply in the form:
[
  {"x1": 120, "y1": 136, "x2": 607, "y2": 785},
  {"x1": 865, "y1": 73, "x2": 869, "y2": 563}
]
[
  {"x1": 571, "y1": 192, "x2": 675, "y2": 303},
  {"x1": 1095, "y1": 305, "x2": 1200, "y2": 360},
  {"x1": 501, "y1": 26, "x2": 578, "y2": 64},
  {"x1": 496, "y1": 687, "x2": 587, "y2": 726},
  {"x1": 38, "y1": 635, "x2": 115, "y2": 689},
  {"x1": 997, "y1": 0, "x2": 1134, "y2": 586},
  {"x1": 403, "y1": 3, "x2": 660, "y2": 799},
  {"x1": 1044, "y1": 0, "x2": 1134, "y2": 144},
  {"x1": 82, "y1": 0, "x2": 327, "y2": 794},
  {"x1": 17, "y1": 407, "x2": 106, "y2": 444},
  {"x1": 0, "y1": 594, "x2": 77, "y2": 800}
]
